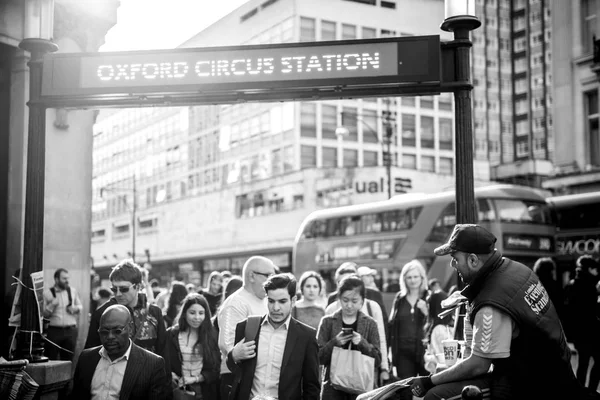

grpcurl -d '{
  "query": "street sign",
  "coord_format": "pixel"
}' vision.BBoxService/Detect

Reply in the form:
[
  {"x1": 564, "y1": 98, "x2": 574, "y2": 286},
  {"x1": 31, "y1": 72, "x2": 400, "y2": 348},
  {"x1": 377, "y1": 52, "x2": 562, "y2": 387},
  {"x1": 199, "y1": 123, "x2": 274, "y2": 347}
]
[{"x1": 41, "y1": 36, "x2": 440, "y2": 98}]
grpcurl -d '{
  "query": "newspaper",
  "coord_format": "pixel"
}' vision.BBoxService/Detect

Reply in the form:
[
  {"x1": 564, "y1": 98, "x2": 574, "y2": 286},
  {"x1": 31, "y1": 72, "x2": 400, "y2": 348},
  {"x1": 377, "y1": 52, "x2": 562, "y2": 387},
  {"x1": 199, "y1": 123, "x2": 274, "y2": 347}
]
[
  {"x1": 30, "y1": 271, "x2": 44, "y2": 330},
  {"x1": 356, "y1": 378, "x2": 412, "y2": 400}
]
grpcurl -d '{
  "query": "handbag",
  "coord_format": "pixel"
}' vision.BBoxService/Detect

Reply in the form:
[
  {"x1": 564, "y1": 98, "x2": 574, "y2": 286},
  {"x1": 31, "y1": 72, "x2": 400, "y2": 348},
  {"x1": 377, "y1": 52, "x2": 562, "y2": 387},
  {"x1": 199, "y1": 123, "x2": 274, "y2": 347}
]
[
  {"x1": 330, "y1": 342, "x2": 375, "y2": 394},
  {"x1": 173, "y1": 375, "x2": 198, "y2": 400}
]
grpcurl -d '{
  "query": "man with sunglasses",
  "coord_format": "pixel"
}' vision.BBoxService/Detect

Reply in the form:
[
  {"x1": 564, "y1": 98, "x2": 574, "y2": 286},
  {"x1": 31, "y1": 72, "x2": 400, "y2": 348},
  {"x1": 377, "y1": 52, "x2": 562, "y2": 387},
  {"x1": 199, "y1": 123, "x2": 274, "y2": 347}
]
[
  {"x1": 84, "y1": 259, "x2": 171, "y2": 394},
  {"x1": 217, "y1": 256, "x2": 276, "y2": 400},
  {"x1": 72, "y1": 305, "x2": 168, "y2": 399}
]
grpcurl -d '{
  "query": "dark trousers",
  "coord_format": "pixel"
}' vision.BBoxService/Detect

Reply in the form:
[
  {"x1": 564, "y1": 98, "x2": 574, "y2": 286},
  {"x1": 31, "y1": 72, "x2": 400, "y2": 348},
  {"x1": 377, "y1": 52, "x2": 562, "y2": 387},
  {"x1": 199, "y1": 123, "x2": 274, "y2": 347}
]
[
  {"x1": 45, "y1": 325, "x2": 77, "y2": 361},
  {"x1": 220, "y1": 372, "x2": 233, "y2": 400}
]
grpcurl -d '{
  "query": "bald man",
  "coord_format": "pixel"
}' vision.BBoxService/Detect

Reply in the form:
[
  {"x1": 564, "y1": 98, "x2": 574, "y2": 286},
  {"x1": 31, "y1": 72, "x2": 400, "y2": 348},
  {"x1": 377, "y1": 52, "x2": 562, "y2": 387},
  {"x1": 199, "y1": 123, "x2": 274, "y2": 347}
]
[
  {"x1": 217, "y1": 256, "x2": 276, "y2": 400},
  {"x1": 71, "y1": 305, "x2": 168, "y2": 400}
]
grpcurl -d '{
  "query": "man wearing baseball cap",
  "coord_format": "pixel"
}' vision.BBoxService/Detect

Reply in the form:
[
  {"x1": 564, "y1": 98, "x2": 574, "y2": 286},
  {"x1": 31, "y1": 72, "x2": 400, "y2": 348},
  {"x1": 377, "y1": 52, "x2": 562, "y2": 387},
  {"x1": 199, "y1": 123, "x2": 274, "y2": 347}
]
[{"x1": 409, "y1": 224, "x2": 585, "y2": 400}]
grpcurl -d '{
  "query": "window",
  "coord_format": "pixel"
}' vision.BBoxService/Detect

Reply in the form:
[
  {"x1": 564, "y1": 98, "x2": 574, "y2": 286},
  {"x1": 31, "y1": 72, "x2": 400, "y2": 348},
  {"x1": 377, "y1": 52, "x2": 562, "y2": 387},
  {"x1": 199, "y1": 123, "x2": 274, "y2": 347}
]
[
  {"x1": 343, "y1": 149, "x2": 358, "y2": 167},
  {"x1": 271, "y1": 149, "x2": 282, "y2": 175},
  {"x1": 582, "y1": 0, "x2": 597, "y2": 53},
  {"x1": 342, "y1": 24, "x2": 357, "y2": 39},
  {"x1": 439, "y1": 157, "x2": 453, "y2": 175},
  {"x1": 322, "y1": 147, "x2": 338, "y2": 167},
  {"x1": 322, "y1": 105, "x2": 338, "y2": 140},
  {"x1": 402, "y1": 97, "x2": 416, "y2": 107},
  {"x1": 300, "y1": 102, "x2": 317, "y2": 137},
  {"x1": 421, "y1": 155, "x2": 435, "y2": 172},
  {"x1": 420, "y1": 96, "x2": 434, "y2": 109},
  {"x1": 586, "y1": 90, "x2": 600, "y2": 166},
  {"x1": 300, "y1": 17, "x2": 316, "y2": 41},
  {"x1": 113, "y1": 223, "x2": 130, "y2": 235},
  {"x1": 283, "y1": 145, "x2": 295, "y2": 172},
  {"x1": 342, "y1": 107, "x2": 358, "y2": 141},
  {"x1": 321, "y1": 20, "x2": 336, "y2": 40},
  {"x1": 495, "y1": 200, "x2": 552, "y2": 224},
  {"x1": 362, "y1": 109, "x2": 378, "y2": 143},
  {"x1": 364, "y1": 150, "x2": 378, "y2": 166},
  {"x1": 92, "y1": 229, "x2": 106, "y2": 239},
  {"x1": 439, "y1": 118, "x2": 453, "y2": 150},
  {"x1": 301, "y1": 145, "x2": 316, "y2": 168},
  {"x1": 362, "y1": 27, "x2": 377, "y2": 39},
  {"x1": 401, "y1": 114, "x2": 416, "y2": 147},
  {"x1": 402, "y1": 153, "x2": 416, "y2": 169},
  {"x1": 139, "y1": 218, "x2": 157, "y2": 229},
  {"x1": 438, "y1": 93, "x2": 453, "y2": 111},
  {"x1": 420, "y1": 116, "x2": 434, "y2": 149},
  {"x1": 428, "y1": 203, "x2": 456, "y2": 242}
]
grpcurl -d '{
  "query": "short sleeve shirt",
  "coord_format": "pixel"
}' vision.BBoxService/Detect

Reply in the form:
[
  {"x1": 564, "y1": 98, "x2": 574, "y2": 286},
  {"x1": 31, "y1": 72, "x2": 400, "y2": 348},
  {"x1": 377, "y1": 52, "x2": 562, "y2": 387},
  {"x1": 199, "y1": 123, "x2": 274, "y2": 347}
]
[{"x1": 471, "y1": 306, "x2": 516, "y2": 359}]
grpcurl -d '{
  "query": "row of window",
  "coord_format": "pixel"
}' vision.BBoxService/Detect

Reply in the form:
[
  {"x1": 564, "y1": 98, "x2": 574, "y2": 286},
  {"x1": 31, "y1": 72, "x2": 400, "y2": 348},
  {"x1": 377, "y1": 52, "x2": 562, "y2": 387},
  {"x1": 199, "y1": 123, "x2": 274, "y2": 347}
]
[
  {"x1": 92, "y1": 217, "x2": 159, "y2": 240},
  {"x1": 235, "y1": 192, "x2": 304, "y2": 219}
]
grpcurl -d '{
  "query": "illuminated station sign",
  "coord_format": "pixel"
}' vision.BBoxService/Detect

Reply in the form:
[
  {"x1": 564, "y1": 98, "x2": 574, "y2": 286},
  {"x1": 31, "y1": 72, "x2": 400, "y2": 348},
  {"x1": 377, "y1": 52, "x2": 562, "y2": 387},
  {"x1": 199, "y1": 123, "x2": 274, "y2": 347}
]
[{"x1": 41, "y1": 36, "x2": 440, "y2": 98}]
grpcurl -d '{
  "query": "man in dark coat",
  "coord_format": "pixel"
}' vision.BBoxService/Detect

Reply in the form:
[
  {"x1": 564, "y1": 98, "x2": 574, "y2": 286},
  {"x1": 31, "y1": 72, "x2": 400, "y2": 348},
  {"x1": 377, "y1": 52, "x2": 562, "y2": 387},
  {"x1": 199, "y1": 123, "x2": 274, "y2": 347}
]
[{"x1": 71, "y1": 305, "x2": 168, "y2": 400}]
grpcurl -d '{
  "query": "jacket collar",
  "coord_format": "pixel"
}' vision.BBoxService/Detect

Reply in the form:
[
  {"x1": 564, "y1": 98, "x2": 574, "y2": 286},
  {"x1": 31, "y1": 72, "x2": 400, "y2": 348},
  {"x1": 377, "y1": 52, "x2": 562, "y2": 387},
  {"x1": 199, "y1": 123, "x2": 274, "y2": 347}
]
[{"x1": 461, "y1": 250, "x2": 504, "y2": 301}]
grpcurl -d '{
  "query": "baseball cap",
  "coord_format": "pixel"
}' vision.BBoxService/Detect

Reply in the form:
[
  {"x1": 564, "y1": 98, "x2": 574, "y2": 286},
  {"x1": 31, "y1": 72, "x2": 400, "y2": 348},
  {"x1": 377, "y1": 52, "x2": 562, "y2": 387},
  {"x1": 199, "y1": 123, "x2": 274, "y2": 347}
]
[
  {"x1": 434, "y1": 224, "x2": 497, "y2": 256},
  {"x1": 357, "y1": 266, "x2": 377, "y2": 277}
]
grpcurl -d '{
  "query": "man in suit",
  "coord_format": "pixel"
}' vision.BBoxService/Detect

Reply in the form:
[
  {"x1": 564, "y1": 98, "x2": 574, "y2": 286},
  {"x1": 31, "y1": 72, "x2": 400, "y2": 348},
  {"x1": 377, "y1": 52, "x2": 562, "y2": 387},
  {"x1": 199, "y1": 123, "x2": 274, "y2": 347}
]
[
  {"x1": 71, "y1": 304, "x2": 168, "y2": 400},
  {"x1": 227, "y1": 273, "x2": 320, "y2": 400}
]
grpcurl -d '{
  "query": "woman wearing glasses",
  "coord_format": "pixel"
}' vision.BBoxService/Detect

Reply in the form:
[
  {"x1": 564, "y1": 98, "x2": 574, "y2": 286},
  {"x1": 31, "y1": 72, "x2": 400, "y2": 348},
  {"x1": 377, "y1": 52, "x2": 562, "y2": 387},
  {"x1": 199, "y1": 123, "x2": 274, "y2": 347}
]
[{"x1": 166, "y1": 293, "x2": 220, "y2": 399}]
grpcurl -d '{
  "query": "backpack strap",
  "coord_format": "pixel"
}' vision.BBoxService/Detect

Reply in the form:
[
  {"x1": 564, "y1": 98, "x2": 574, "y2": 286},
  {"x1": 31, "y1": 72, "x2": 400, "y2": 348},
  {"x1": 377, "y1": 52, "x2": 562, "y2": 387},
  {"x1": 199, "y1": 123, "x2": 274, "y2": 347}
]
[
  {"x1": 50, "y1": 287, "x2": 73, "y2": 307},
  {"x1": 244, "y1": 315, "x2": 262, "y2": 342},
  {"x1": 366, "y1": 300, "x2": 373, "y2": 317}
]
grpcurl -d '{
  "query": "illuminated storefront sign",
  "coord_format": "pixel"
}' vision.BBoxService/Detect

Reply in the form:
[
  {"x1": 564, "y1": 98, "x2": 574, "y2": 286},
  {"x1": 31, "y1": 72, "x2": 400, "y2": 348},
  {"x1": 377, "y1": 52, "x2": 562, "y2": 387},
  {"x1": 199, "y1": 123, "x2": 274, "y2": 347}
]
[
  {"x1": 41, "y1": 36, "x2": 440, "y2": 97},
  {"x1": 557, "y1": 235, "x2": 600, "y2": 256}
]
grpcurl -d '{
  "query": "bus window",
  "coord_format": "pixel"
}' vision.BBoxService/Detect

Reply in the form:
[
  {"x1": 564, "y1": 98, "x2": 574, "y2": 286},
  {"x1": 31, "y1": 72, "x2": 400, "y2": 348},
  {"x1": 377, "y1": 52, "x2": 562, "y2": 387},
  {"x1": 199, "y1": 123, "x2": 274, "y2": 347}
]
[
  {"x1": 428, "y1": 203, "x2": 456, "y2": 242},
  {"x1": 495, "y1": 199, "x2": 551, "y2": 224},
  {"x1": 362, "y1": 213, "x2": 382, "y2": 233},
  {"x1": 555, "y1": 203, "x2": 600, "y2": 230},
  {"x1": 345, "y1": 216, "x2": 361, "y2": 236},
  {"x1": 477, "y1": 198, "x2": 496, "y2": 222},
  {"x1": 326, "y1": 218, "x2": 342, "y2": 237},
  {"x1": 302, "y1": 221, "x2": 314, "y2": 238}
]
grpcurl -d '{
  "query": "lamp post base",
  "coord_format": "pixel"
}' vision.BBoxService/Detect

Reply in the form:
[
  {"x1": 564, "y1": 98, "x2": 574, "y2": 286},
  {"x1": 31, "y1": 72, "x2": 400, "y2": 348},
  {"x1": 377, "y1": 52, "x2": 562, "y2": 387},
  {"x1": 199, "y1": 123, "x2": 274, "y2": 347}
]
[{"x1": 17, "y1": 330, "x2": 49, "y2": 363}]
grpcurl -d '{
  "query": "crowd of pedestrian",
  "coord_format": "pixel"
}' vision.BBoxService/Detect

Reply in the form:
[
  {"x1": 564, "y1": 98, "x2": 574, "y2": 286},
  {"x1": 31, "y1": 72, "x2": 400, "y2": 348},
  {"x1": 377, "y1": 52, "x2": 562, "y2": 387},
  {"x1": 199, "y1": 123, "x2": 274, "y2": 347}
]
[{"x1": 28, "y1": 223, "x2": 600, "y2": 400}]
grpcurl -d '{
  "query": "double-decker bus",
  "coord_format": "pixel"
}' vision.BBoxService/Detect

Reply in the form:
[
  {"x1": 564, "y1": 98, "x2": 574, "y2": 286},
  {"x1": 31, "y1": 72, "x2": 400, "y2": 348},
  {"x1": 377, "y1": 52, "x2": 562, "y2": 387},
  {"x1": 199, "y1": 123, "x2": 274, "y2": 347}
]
[
  {"x1": 546, "y1": 192, "x2": 600, "y2": 282},
  {"x1": 293, "y1": 184, "x2": 555, "y2": 305}
]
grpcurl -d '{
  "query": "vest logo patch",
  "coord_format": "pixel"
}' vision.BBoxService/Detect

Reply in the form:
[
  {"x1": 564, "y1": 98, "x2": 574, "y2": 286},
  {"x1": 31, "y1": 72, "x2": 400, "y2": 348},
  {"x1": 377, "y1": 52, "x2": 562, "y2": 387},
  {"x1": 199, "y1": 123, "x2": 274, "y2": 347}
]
[{"x1": 523, "y1": 281, "x2": 550, "y2": 315}]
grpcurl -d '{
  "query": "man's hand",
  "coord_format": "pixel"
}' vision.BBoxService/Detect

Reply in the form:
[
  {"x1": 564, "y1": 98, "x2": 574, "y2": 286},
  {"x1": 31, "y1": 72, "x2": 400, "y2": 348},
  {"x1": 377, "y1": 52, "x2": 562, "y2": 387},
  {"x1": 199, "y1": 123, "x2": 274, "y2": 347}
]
[
  {"x1": 232, "y1": 338, "x2": 256, "y2": 363},
  {"x1": 410, "y1": 375, "x2": 434, "y2": 398},
  {"x1": 351, "y1": 331, "x2": 362, "y2": 345},
  {"x1": 379, "y1": 370, "x2": 390, "y2": 384}
]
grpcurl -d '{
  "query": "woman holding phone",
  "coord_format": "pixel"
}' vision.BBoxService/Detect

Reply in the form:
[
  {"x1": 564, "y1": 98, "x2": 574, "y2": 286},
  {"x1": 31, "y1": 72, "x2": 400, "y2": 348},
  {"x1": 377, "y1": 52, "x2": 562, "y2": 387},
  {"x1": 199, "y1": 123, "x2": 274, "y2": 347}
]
[{"x1": 317, "y1": 275, "x2": 381, "y2": 400}]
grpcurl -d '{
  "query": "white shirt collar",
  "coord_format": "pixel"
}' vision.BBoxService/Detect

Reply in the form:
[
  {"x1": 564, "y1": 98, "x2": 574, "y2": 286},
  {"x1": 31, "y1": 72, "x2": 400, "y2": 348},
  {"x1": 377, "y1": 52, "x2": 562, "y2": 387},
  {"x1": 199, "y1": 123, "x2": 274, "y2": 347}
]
[
  {"x1": 262, "y1": 314, "x2": 291, "y2": 330},
  {"x1": 99, "y1": 339, "x2": 133, "y2": 362}
]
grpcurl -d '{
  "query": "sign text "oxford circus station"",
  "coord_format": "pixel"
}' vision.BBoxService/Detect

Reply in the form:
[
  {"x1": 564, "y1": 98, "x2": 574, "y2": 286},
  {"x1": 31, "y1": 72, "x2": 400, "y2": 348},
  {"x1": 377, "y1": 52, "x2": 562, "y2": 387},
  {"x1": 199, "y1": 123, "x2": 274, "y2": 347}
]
[{"x1": 97, "y1": 53, "x2": 381, "y2": 82}]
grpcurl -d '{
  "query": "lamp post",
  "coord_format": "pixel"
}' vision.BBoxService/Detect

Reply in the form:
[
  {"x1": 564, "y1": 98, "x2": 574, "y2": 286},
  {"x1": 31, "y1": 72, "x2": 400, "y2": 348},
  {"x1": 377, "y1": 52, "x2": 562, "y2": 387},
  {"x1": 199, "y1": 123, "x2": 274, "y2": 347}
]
[
  {"x1": 441, "y1": 0, "x2": 481, "y2": 224},
  {"x1": 336, "y1": 103, "x2": 396, "y2": 199},
  {"x1": 100, "y1": 174, "x2": 137, "y2": 262}
]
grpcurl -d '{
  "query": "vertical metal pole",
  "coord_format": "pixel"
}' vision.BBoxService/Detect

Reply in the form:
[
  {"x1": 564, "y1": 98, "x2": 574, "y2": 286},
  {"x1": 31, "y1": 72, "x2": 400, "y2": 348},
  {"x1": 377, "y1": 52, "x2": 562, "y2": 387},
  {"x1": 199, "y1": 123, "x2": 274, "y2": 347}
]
[
  {"x1": 452, "y1": 26, "x2": 477, "y2": 224},
  {"x1": 17, "y1": 38, "x2": 58, "y2": 362},
  {"x1": 384, "y1": 99, "x2": 393, "y2": 199},
  {"x1": 131, "y1": 174, "x2": 136, "y2": 262}
]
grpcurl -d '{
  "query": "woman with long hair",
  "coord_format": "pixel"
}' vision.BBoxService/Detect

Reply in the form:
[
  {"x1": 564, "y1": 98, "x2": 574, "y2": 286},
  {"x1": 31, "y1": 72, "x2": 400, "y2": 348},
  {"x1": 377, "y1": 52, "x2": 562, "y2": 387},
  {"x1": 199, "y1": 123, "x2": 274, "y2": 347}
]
[
  {"x1": 164, "y1": 281, "x2": 188, "y2": 328},
  {"x1": 292, "y1": 270, "x2": 326, "y2": 329},
  {"x1": 198, "y1": 271, "x2": 223, "y2": 316},
  {"x1": 388, "y1": 260, "x2": 429, "y2": 384},
  {"x1": 166, "y1": 293, "x2": 220, "y2": 399}
]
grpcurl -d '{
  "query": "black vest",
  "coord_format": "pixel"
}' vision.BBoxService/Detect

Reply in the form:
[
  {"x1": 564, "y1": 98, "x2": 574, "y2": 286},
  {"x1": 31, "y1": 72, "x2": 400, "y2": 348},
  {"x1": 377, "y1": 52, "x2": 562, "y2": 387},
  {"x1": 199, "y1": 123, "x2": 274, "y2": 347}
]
[{"x1": 463, "y1": 253, "x2": 583, "y2": 400}]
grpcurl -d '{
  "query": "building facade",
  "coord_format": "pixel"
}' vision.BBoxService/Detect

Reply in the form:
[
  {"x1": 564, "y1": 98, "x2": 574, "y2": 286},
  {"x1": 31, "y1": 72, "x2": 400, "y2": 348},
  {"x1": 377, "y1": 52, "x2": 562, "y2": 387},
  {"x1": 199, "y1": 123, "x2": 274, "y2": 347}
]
[
  {"x1": 91, "y1": 0, "x2": 497, "y2": 285},
  {"x1": 472, "y1": 0, "x2": 554, "y2": 187},
  {"x1": 543, "y1": 0, "x2": 600, "y2": 194}
]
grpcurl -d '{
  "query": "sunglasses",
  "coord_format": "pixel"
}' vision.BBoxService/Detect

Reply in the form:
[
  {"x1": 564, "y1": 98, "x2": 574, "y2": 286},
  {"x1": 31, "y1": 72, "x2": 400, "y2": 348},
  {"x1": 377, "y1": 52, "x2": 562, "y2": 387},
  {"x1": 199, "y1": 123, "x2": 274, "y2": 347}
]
[
  {"x1": 98, "y1": 326, "x2": 127, "y2": 336},
  {"x1": 110, "y1": 285, "x2": 134, "y2": 294}
]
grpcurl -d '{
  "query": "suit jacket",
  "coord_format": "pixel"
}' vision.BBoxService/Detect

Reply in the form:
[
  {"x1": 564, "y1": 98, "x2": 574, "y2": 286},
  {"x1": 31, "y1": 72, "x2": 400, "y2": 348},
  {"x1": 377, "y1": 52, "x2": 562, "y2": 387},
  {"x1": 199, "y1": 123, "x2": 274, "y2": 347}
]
[
  {"x1": 226, "y1": 316, "x2": 320, "y2": 400},
  {"x1": 71, "y1": 343, "x2": 168, "y2": 400}
]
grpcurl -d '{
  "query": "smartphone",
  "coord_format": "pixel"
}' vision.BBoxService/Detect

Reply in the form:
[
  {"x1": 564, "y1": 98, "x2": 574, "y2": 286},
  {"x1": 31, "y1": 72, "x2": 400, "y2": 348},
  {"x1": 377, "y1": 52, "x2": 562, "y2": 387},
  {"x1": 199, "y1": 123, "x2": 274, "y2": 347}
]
[{"x1": 342, "y1": 327, "x2": 353, "y2": 335}]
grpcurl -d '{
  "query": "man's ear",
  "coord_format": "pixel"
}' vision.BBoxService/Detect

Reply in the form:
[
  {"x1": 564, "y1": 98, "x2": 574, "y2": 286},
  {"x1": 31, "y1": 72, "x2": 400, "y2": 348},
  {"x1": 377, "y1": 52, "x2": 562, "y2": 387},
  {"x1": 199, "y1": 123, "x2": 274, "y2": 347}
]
[{"x1": 468, "y1": 254, "x2": 480, "y2": 269}]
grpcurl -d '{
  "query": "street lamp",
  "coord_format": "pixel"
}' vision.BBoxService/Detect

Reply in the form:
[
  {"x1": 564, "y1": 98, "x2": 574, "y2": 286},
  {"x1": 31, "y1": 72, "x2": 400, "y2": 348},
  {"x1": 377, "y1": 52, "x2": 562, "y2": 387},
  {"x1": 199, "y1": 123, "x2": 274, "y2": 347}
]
[
  {"x1": 441, "y1": 0, "x2": 480, "y2": 225},
  {"x1": 336, "y1": 104, "x2": 397, "y2": 199},
  {"x1": 99, "y1": 174, "x2": 138, "y2": 262}
]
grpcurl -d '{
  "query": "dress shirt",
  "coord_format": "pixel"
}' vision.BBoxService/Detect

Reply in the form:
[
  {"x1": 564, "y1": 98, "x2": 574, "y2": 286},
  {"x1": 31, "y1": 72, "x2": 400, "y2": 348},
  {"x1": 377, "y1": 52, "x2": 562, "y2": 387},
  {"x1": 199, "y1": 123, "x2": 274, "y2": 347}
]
[
  {"x1": 91, "y1": 340, "x2": 133, "y2": 400},
  {"x1": 250, "y1": 316, "x2": 290, "y2": 400},
  {"x1": 43, "y1": 286, "x2": 82, "y2": 327},
  {"x1": 218, "y1": 288, "x2": 267, "y2": 373}
]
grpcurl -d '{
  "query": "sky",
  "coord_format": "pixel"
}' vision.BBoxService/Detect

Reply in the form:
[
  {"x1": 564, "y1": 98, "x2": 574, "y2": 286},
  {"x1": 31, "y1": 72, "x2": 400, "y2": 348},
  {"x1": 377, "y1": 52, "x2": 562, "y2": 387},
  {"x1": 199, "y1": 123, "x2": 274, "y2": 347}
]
[{"x1": 101, "y1": 0, "x2": 249, "y2": 52}]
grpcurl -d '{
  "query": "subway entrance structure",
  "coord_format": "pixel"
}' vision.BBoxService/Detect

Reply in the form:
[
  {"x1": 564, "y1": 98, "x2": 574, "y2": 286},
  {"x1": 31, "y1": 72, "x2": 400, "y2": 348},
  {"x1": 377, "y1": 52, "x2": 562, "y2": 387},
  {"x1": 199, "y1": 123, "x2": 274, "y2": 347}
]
[{"x1": 18, "y1": 9, "x2": 480, "y2": 362}]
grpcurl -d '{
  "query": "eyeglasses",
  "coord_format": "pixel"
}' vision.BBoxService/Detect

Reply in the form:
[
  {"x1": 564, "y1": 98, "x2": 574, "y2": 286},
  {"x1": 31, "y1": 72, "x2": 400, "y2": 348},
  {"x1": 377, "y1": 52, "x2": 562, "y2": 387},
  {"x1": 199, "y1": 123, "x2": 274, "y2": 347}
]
[
  {"x1": 98, "y1": 326, "x2": 127, "y2": 336},
  {"x1": 253, "y1": 271, "x2": 274, "y2": 279},
  {"x1": 110, "y1": 285, "x2": 133, "y2": 294}
]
